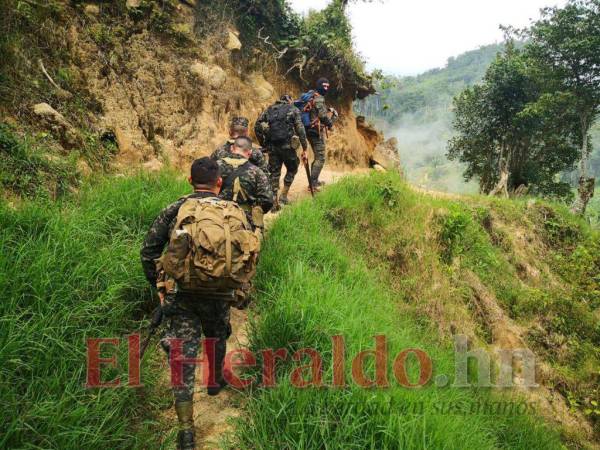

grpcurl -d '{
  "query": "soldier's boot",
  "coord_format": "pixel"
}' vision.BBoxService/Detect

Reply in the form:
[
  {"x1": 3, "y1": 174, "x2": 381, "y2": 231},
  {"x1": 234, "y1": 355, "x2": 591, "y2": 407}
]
[
  {"x1": 207, "y1": 339, "x2": 228, "y2": 396},
  {"x1": 175, "y1": 401, "x2": 195, "y2": 450},
  {"x1": 271, "y1": 185, "x2": 281, "y2": 211},
  {"x1": 279, "y1": 185, "x2": 291, "y2": 205},
  {"x1": 272, "y1": 195, "x2": 281, "y2": 212}
]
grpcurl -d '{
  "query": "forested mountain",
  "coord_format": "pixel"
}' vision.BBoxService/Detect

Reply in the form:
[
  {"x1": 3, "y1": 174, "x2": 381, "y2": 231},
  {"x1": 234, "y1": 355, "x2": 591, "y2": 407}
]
[
  {"x1": 357, "y1": 42, "x2": 600, "y2": 204},
  {"x1": 356, "y1": 43, "x2": 506, "y2": 123},
  {"x1": 355, "y1": 44, "x2": 508, "y2": 193}
]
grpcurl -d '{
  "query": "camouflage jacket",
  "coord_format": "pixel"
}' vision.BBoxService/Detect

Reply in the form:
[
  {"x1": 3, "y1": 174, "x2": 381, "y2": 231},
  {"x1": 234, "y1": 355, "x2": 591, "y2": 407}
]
[
  {"x1": 256, "y1": 100, "x2": 308, "y2": 151},
  {"x1": 308, "y1": 93, "x2": 334, "y2": 134},
  {"x1": 140, "y1": 191, "x2": 217, "y2": 286},
  {"x1": 217, "y1": 154, "x2": 273, "y2": 215},
  {"x1": 211, "y1": 140, "x2": 269, "y2": 175}
]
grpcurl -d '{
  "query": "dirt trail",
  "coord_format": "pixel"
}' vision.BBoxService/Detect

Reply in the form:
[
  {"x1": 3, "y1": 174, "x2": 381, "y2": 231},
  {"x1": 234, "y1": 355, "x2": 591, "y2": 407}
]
[
  {"x1": 286, "y1": 166, "x2": 371, "y2": 202},
  {"x1": 157, "y1": 307, "x2": 247, "y2": 449}
]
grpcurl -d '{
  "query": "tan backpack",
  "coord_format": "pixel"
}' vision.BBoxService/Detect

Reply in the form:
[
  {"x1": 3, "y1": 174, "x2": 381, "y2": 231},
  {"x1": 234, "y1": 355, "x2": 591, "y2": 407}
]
[{"x1": 159, "y1": 196, "x2": 260, "y2": 292}]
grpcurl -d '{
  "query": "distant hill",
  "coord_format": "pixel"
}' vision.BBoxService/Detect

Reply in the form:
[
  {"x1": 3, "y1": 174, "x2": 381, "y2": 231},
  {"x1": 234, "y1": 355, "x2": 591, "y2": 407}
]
[
  {"x1": 356, "y1": 43, "x2": 507, "y2": 124},
  {"x1": 355, "y1": 43, "x2": 514, "y2": 194}
]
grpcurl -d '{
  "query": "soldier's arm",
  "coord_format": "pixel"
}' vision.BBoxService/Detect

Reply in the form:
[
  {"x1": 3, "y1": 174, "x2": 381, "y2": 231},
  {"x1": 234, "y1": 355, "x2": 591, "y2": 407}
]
[
  {"x1": 210, "y1": 144, "x2": 228, "y2": 161},
  {"x1": 292, "y1": 108, "x2": 308, "y2": 150},
  {"x1": 253, "y1": 168, "x2": 274, "y2": 213},
  {"x1": 314, "y1": 96, "x2": 333, "y2": 129},
  {"x1": 250, "y1": 149, "x2": 270, "y2": 176},
  {"x1": 254, "y1": 110, "x2": 269, "y2": 147},
  {"x1": 217, "y1": 160, "x2": 231, "y2": 200},
  {"x1": 140, "y1": 199, "x2": 185, "y2": 286}
]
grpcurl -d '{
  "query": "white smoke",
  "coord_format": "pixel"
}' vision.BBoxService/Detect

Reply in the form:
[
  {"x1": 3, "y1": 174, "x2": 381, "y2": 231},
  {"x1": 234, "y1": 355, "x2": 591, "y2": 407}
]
[{"x1": 374, "y1": 110, "x2": 479, "y2": 194}]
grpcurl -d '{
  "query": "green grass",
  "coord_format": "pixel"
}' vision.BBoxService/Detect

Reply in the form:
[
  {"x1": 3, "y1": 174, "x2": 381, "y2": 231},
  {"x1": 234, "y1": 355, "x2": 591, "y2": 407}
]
[
  {"x1": 230, "y1": 172, "x2": 566, "y2": 449},
  {"x1": 0, "y1": 170, "x2": 189, "y2": 449},
  {"x1": 0, "y1": 124, "x2": 80, "y2": 199},
  {"x1": 1, "y1": 168, "x2": 595, "y2": 448},
  {"x1": 589, "y1": 194, "x2": 600, "y2": 227}
]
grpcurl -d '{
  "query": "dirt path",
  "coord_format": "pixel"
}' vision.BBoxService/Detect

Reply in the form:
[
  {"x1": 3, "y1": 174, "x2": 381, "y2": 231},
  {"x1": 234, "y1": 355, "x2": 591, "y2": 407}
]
[
  {"x1": 286, "y1": 166, "x2": 370, "y2": 202},
  {"x1": 157, "y1": 307, "x2": 248, "y2": 449}
]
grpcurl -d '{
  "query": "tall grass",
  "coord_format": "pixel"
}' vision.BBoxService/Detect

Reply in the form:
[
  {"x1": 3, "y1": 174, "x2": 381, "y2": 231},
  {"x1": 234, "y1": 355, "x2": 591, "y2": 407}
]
[
  {"x1": 0, "y1": 171, "x2": 189, "y2": 449},
  {"x1": 231, "y1": 173, "x2": 565, "y2": 449}
]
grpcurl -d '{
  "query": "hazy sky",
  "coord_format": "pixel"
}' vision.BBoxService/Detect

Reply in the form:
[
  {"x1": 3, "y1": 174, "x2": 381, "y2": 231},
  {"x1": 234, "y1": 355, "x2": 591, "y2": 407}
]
[{"x1": 288, "y1": 0, "x2": 567, "y2": 75}]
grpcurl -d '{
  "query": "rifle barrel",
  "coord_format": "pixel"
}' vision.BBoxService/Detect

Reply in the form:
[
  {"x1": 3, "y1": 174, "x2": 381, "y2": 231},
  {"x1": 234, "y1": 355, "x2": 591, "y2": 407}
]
[
  {"x1": 140, "y1": 307, "x2": 163, "y2": 359},
  {"x1": 303, "y1": 155, "x2": 315, "y2": 198}
]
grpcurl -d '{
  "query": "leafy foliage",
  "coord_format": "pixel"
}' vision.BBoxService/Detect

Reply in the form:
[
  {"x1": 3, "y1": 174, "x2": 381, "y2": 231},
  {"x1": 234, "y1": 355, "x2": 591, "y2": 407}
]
[
  {"x1": 522, "y1": 0, "x2": 600, "y2": 213},
  {"x1": 447, "y1": 45, "x2": 580, "y2": 197},
  {"x1": 196, "y1": 0, "x2": 372, "y2": 98},
  {"x1": 231, "y1": 171, "x2": 566, "y2": 449},
  {"x1": 0, "y1": 124, "x2": 79, "y2": 199}
]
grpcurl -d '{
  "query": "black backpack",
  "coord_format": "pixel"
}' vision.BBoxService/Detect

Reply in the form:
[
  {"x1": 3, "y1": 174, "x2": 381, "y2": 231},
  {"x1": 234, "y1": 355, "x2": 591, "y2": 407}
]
[{"x1": 264, "y1": 103, "x2": 295, "y2": 144}]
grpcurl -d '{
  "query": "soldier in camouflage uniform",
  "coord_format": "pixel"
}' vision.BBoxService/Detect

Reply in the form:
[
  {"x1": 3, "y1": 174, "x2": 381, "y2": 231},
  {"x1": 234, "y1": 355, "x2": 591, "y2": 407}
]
[
  {"x1": 210, "y1": 116, "x2": 269, "y2": 176},
  {"x1": 306, "y1": 78, "x2": 336, "y2": 188},
  {"x1": 217, "y1": 136, "x2": 273, "y2": 230},
  {"x1": 255, "y1": 95, "x2": 308, "y2": 207},
  {"x1": 140, "y1": 158, "x2": 234, "y2": 450}
]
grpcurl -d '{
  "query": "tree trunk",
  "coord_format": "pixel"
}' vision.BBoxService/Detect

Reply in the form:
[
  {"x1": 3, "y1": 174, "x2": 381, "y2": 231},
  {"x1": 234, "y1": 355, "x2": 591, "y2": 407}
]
[
  {"x1": 571, "y1": 113, "x2": 596, "y2": 215},
  {"x1": 489, "y1": 145, "x2": 510, "y2": 198}
]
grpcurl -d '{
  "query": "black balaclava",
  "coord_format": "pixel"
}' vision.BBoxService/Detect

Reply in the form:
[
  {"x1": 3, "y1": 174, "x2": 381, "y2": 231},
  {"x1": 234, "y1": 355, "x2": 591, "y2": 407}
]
[{"x1": 316, "y1": 78, "x2": 330, "y2": 96}]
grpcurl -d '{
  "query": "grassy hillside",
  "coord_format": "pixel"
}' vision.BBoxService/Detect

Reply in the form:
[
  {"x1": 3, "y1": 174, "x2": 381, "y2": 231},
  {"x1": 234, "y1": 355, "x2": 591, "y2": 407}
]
[
  {"x1": 0, "y1": 170, "x2": 189, "y2": 448},
  {"x1": 232, "y1": 171, "x2": 599, "y2": 448},
  {"x1": 1, "y1": 168, "x2": 597, "y2": 448}
]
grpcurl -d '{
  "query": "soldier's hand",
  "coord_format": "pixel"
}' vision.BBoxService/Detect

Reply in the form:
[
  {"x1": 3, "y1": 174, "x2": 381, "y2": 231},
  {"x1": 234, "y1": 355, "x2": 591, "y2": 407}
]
[
  {"x1": 301, "y1": 150, "x2": 308, "y2": 162},
  {"x1": 158, "y1": 290, "x2": 165, "y2": 306}
]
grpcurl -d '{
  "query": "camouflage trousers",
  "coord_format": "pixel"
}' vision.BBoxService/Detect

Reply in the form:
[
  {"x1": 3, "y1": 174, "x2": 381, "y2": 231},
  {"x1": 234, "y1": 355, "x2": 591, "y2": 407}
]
[
  {"x1": 160, "y1": 292, "x2": 232, "y2": 403},
  {"x1": 268, "y1": 144, "x2": 300, "y2": 194},
  {"x1": 308, "y1": 133, "x2": 326, "y2": 184}
]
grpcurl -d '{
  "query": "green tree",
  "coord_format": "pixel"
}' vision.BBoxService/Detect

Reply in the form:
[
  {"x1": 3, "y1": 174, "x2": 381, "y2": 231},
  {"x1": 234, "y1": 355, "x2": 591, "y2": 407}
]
[
  {"x1": 524, "y1": 0, "x2": 600, "y2": 213},
  {"x1": 447, "y1": 45, "x2": 580, "y2": 197}
]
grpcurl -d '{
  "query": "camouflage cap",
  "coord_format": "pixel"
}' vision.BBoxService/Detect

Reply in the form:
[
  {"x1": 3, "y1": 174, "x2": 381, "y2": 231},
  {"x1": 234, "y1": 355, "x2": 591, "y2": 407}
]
[{"x1": 230, "y1": 116, "x2": 249, "y2": 129}]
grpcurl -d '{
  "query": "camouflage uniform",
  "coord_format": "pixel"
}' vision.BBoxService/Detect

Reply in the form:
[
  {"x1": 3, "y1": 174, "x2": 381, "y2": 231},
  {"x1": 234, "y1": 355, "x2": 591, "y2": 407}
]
[
  {"x1": 211, "y1": 140, "x2": 269, "y2": 176},
  {"x1": 307, "y1": 94, "x2": 334, "y2": 185},
  {"x1": 160, "y1": 291, "x2": 232, "y2": 403},
  {"x1": 140, "y1": 191, "x2": 234, "y2": 404},
  {"x1": 217, "y1": 154, "x2": 273, "y2": 229},
  {"x1": 256, "y1": 100, "x2": 308, "y2": 196},
  {"x1": 210, "y1": 116, "x2": 270, "y2": 176}
]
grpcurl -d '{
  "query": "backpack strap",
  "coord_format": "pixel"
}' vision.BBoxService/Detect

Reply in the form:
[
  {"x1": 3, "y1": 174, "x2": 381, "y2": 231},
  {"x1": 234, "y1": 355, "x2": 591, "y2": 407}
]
[
  {"x1": 222, "y1": 159, "x2": 251, "y2": 201},
  {"x1": 233, "y1": 177, "x2": 249, "y2": 203},
  {"x1": 223, "y1": 212, "x2": 232, "y2": 277}
]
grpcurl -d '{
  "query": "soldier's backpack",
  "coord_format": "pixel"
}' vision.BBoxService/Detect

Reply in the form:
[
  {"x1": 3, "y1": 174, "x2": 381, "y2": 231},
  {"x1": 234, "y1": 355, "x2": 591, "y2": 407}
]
[
  {"x1": 159, "y1": 197, "x2": 260, "y2": 292},
  {"x1": 294, "y1": 90, "x2": 319, "y2": 128},
  {"x1": 257, "y1": 103, "x2": 296, "y2": 145}
]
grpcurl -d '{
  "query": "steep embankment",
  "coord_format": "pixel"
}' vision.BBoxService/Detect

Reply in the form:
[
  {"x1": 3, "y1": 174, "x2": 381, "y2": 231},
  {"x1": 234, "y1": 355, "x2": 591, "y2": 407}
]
[
  {"x1": 230, "y1": 171, "x2": 599, "y2": 449},
  {"x1": 1, "y1": 0, "x2": 385, "y2": 200},
  {"x1": 1, "y1": 166, "x2": 597, "y2": 449}
]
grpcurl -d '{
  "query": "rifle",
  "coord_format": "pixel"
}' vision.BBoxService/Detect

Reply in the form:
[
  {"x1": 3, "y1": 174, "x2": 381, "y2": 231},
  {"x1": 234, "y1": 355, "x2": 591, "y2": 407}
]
[
  {"x1": 302, "y1": 151, "x2": 315, "y2": 198},
  {"x1": 140, "y1": 306, "x2": 163, "y2": 359}
]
